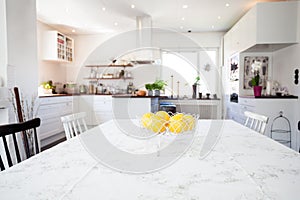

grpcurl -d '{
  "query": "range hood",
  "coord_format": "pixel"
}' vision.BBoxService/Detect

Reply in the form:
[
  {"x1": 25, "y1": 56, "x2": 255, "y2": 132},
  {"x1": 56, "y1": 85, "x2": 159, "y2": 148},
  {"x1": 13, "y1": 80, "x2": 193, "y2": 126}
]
[{"x1": 117, "y1": 16, "x2": 160, "y2": 65}]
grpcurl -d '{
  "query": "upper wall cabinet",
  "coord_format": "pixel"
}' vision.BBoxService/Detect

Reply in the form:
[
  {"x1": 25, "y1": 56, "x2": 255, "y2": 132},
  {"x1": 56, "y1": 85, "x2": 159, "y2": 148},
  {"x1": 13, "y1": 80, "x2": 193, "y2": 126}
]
[
  {"x1": 42, "y1": 31, "x2": 74, "y2": 62},
  {"x1": 224, "y1": 1, "x2": 298, "y2": 57}
]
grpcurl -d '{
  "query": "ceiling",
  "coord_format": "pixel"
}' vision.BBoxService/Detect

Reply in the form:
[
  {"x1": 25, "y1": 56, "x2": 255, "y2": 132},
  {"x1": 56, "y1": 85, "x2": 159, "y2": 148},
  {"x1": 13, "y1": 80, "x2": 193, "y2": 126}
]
[{"x1": 36, "y1": 0, "x2": 287, "y2": 35}]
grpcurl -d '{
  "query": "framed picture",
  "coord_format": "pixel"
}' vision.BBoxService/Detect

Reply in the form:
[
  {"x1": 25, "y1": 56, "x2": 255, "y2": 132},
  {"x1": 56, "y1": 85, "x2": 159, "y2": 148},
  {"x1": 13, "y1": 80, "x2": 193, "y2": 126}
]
[
  {"x1": 243, "y1": 56, "x2": 269, "y2": 89},
  {"x1": 229, "y1": 53, "x2": 239, "y2": 82}
]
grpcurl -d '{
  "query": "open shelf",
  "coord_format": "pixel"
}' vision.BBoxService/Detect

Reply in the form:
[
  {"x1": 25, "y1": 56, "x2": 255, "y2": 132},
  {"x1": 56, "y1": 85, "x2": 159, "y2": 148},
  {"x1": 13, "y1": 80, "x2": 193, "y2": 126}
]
[
  {"x1": 84, "y1": 77, "x2": 133, "y2": 80},
  {"x1": 85, "y1": 64, "x2": 133, "y2": 68}
]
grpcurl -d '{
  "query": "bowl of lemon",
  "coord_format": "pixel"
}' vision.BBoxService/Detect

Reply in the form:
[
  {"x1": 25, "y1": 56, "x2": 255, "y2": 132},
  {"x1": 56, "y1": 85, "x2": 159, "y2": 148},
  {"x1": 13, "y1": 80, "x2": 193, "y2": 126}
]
[{"x1": 140, "y1": 111, "x2": 199, "y2": 135}]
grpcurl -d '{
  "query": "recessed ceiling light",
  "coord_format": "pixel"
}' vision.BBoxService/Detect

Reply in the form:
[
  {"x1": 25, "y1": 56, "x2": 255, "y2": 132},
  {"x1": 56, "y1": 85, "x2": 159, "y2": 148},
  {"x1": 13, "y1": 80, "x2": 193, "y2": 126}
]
[
  {"x1": 131, "y1": 4, "x2": 135, "y2": 9},
  {"x1": 72, "y1": 29, "x2": 76, "y2": 33},
  {"x1": 225, "y1": 3, "x2": 230, "y2": 7},
  {"x1": 182, "y1": 5, "x2": 188, "y2": 9},
  {"x1": 218, "y1": 16, "x2": 221, "y2": 20},
  {"x1": 102, "y1": 7, "x2": 106, "y2": 11},
  {"x1": 65, "y1": 8, "x2": 69, "y2": 12},
  {"x1": 114, "y1": 22, "x2": 118, "y2": 26},
  {"x1": 181, "y1": 17, "x2": 185, "y2": 21},
  {"x1": 211, "y1": 25, "x2": 215, "y2": 29},
  {"x1": 180, "y1": 26, "x2": 184, "y2": 29}
]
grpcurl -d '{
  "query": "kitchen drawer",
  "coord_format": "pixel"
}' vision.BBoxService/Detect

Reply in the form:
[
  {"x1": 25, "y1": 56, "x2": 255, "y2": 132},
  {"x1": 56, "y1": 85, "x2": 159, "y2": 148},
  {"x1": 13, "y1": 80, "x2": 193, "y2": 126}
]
[
  {"x1": 38, "y1": 96, "x2": 74, "y2": 147},
  {"x1": 39, "y1": 96, "x2": 73, "y2": 105},
  {"x1": 94, "y1": 96, "x2": 112, "y2": 102},
  {"x1": 239, "y1": 98, "x2": 256, "y2": 107}
]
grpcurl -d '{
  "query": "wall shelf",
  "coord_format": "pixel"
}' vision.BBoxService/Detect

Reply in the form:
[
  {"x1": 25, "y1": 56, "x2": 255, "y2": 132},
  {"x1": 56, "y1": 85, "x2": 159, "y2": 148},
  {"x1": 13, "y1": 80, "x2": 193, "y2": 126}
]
[
  {"x1": 85, "y1": 64, "x2": 133, "y2": 68},
  {"x1": 84, "y1": 77, "x2": 133, "y2": 80}
]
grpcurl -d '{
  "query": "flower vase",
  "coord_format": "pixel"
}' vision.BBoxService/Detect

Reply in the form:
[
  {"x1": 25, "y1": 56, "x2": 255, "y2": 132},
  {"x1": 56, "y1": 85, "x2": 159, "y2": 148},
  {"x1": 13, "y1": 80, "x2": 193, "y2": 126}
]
[
  {"x1": 192, "y1": 84, "x2": 197, "y2": 99},
  {"x1": 148, "y1": 90, "x2": 153, "y2": 96},
  {"x1": 253, "y1": 86, "x2": 262, "y2": 97},
  {"x1": 154, "y1": 90, "x2": 160, "y2": 96}
]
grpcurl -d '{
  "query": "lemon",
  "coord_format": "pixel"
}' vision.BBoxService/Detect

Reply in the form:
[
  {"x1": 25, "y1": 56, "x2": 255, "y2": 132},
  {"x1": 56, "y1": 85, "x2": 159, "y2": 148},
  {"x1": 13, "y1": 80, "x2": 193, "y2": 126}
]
[
  {"x1": 183, "y1": 115, "x2": 196, "y2": 131},
  {"x1": 170, "y1": 113, "x2": 184, "y2": 121},
  {"x1": 169, "y1": 120, "x2": 185, "y2": 134},
  {"x1": 156, "y1": 111, "x2": 170, "y2": 121},
  {"x1": 149, "y1": 115, "x2": 166, "y2": 133},
  {"x1": 141, "y1": 112, "x2": 154, "y2": 129}
]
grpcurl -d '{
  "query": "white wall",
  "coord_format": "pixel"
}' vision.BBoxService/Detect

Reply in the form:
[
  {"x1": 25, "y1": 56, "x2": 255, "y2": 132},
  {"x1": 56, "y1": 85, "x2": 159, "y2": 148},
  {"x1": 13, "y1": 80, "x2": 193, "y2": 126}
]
[
  {"x1": 66, "y1": 33, "x2": 114, "y2": 83},
  {"x1": 271, "y1": 1, "x2": 300, "y2": 148},
  {"x1": 6, "y1": 0, "x2": 38, "y2": 97},
  {"x1": 0, "y1": 0, "x2": 38, "y2": 124},
  {"x1": 67, "y1": 30, "x2": 224, "y2": 93},
  {"x1": 0, "y1": 0, "x2": 7, "y2": 86},
  {"x1": 0, "y1": 0, "x2": 8, "y2": 125}
]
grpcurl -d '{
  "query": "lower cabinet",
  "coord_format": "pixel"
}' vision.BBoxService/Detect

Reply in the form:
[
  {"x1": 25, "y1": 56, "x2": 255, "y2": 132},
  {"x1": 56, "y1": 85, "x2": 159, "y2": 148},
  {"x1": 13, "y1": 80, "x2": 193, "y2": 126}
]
[
  {"x1": 226, "y1": 97, "x2": 299, "y2": 151},
  {"x1": 76, "y1": 95, "x2": 113, "y2": 126},
  {"x1": 112, "y1": 97, "x2": 151, "y2": 119},
  {"x1": 159, "y1": 99, "x2": 222, "y2": 119},
  {"x1": 38, "y1": 96, "x2": 73, "y2": 148},
  {"x1": 94, "y1": 96, "x2": 113, "y2": 124}
]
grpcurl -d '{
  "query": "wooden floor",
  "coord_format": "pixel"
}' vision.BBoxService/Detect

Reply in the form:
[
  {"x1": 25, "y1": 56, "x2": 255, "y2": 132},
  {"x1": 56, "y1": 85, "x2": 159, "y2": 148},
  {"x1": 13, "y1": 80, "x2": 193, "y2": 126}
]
[{"x1": 41, "y1": 137, "x2": 66, "y2": 151}]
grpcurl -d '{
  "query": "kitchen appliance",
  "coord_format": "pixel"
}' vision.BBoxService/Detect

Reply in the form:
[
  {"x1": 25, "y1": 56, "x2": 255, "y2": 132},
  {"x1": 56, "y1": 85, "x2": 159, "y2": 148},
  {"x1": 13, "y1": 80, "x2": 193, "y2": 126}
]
[
  {"x1": 159, "y1": 102, "x2": 176, "y2": 114},
  {"x1": 79, "y1": 84, "x2": 87, "y2": 94},
  {"x1": 127, "y1": 82, "x2": 134, "y2": 94},
  {"x1": 230, "y1": 93, "x2": 238, "y2": 103}
]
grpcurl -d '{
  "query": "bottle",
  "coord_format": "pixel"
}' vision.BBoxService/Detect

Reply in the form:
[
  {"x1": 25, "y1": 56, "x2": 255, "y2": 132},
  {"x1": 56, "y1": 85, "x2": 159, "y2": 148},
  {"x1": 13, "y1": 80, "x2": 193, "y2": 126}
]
[
  {"x1": 266, "y1": 80, "x2": 272, "y2": 96},
  {"x1": 127, "y1": 82, "x2": 134, "y2": 94}
]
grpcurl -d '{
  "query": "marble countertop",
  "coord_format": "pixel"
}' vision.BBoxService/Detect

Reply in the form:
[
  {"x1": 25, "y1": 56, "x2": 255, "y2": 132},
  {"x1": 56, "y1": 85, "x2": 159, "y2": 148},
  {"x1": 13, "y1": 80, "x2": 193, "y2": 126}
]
[{"x1": 0, "y1": 120, "x2": 299, "y2": 199}]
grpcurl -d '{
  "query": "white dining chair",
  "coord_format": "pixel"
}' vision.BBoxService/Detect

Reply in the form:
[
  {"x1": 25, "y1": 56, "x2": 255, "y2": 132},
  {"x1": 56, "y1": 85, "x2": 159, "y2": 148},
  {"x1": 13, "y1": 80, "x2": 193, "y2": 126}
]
[
  {"x1": 61, "y1": 112, "x2": 88, "y2": 140},
  {"x1": 244, "y1": 111, "x2": 269, "y2": 134}
]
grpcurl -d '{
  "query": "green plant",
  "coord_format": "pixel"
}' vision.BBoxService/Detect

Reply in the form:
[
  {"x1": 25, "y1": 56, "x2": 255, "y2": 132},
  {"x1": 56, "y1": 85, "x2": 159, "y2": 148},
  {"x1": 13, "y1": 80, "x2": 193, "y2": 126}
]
[
  {"x1": 152, "y1": 80, "x2": 167, "y2": 90},
  {"x1": 193, "y1": 76, "x2": 200, "y2": 86},
  {"x1": 145, "y1": 83, "x2": 153, "y2": 90},
  {"x1": 251, "y1": 71, "x2": 260, "y2": 86},
  {"x1": 41, "y1": 80, "x2": 54, "y2": 89}
]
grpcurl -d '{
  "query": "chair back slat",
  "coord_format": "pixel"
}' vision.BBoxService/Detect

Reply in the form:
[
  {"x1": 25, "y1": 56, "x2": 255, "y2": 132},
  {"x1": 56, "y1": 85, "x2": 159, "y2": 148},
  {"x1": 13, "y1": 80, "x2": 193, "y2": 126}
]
[
  {"x1": 33, "y1": 128, "x2": 40, "y2": 154},
  {"x1": 0, "y1": 155, "x2": 5, "y2": 171},
  {"x1": 244, "y1": 111, "x2": 269, "y2": 134},
  {"x1": 12, "y1": 133, "x2": 21, "y2": 163},
  {"x1": 2, "y1": 136, "x2": 13, "y2": 167},
  {"x1": 61, "y1": 112, "x2": 88, "y2": 140},
  {"x1": 0, "y1": 118, "x2": 41, "y2": 171}
]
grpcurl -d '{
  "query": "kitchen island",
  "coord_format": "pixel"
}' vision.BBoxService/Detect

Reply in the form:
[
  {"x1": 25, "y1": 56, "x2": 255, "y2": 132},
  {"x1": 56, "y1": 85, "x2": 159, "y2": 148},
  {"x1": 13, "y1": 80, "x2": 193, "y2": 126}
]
[{"x1": 112, "y1": 95, "x2": 222, "y2": 119}]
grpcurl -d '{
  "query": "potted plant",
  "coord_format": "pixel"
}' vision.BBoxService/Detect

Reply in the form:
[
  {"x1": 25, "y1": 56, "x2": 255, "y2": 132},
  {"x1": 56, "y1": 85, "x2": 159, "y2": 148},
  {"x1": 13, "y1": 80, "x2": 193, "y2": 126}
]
[
  {"x1": 251, "y1": 63, "x2": 262, "y2": 97},
  {"x1": 192, "y1": 76, "x2": 200, "y2": 99},
  {"x1": 145, "y1": 83, "x2": 154, "y2": 96},
  {"x1": 152, "y1": 80, "x2": 167, "y2": 96}
]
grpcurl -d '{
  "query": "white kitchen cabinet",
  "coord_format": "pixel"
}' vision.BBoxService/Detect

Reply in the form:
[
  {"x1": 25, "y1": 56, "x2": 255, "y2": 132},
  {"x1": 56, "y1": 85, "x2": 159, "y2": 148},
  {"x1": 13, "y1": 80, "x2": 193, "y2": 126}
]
[
  {"x1": 77, "y1": 95, "x2": 113, "y2": 126},
  {"x1": 38, "y1": 96, "x2": 73, "y2": 148},
  {"x1": 227, "y1": 97, "x2": 299, "y2": 151},
  {"x1": 112, "y1": 97, "x2": 151, "y2": 119},
  {"x1": 42, "y1": 31, "x2": 74, "y2": 62},
  {"x1": 224, "y1": 1, "x2": 298, "y2": 56},
  {"x1": 77, "y1": 95, "x2": 94, "y2": 125},
  {"x1": 94, "y1": 96, "x2": 112, "y2": 124}
]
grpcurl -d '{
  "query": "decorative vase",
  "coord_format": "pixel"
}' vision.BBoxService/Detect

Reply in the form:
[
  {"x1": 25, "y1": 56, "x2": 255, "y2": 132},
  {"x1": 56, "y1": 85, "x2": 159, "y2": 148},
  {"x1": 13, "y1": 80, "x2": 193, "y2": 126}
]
[
  {"x1": 154, "y1": 90, "x2": 160, "y2": 96},
  {"x1": 253, "y1": 86, "x2": 262, "y2": 97},
  {"x1": 192, "y1": 84, "x2": 197, "y2": 99},
  {"x1": 148, "y1": 90, "x2": 153, "y2": 96}
]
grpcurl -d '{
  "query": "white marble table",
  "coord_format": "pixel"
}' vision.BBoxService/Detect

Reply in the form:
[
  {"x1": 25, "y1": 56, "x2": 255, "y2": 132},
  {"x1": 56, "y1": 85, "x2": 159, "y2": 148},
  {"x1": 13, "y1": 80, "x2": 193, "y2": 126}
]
[{"x1": 0, "y1": 120, "x2": 300, "y2": 200}]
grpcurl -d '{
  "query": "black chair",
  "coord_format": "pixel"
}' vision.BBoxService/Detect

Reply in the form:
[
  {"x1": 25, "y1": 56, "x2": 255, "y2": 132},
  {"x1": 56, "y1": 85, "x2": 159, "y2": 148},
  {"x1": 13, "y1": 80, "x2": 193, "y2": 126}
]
[{"x1": 0, "y1": 118, "x2": 41, "y2": 171}]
